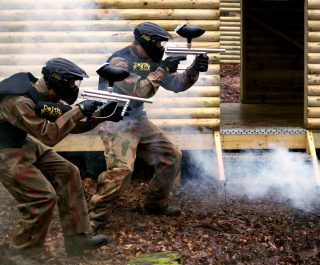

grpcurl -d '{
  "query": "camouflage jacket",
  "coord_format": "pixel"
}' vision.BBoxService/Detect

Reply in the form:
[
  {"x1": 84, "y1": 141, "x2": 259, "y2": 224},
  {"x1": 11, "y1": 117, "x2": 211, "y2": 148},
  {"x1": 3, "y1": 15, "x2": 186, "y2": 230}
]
[
  {"x1": 98, "y1": 42, "x2": 200, "y2": 116},
  {"x1": 0, "y1": 76, "x2": 92, "y2": 148}
]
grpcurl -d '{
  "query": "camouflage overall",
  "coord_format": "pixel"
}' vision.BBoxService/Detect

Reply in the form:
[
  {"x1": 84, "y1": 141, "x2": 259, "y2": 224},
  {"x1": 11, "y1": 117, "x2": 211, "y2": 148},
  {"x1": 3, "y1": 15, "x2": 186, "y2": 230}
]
[
  {"x1": 0, "y1": 77, "x2": 93, "y2": 250},
  {"x1": 89, "y1": 43, "x2": 199, "y2": 222}
]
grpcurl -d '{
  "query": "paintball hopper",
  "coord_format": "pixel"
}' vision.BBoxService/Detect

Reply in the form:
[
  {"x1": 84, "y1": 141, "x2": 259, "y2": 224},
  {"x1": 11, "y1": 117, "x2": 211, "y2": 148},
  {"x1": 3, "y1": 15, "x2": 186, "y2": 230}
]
[
  {"x1": 96, "y1": 63, "x2": 130, "y2": 89},
  {"x1": 175, "y1": 24, "x2": 205, "y2": 48}
]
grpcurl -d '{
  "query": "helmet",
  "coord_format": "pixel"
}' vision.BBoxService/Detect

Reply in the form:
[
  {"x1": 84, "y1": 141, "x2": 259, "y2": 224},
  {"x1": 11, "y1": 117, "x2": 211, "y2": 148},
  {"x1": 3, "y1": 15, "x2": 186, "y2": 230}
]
[
  {"x1": 134, "y1": 22, "x2": 172, "y2": 62},
  {"x1": 41, "y1": 58, "x2": 88, "y2": 104}
]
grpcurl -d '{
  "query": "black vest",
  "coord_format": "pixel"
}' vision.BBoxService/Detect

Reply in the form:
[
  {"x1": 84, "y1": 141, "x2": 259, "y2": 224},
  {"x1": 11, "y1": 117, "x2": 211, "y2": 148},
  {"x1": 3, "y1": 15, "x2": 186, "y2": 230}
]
[
  {"x1": 98, "y1": 47, "x2": 159, "y2": 116},
  {"x1": 0, "y1": 72, "x2": 45, "y2": 148}
]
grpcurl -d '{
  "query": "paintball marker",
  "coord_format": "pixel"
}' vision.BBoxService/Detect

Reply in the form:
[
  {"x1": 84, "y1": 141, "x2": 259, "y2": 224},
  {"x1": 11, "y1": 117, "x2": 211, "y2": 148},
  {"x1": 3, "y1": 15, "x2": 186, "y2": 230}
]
[
  {"x1": 165, "y1": 24, "x2": 226, "y2": 56},
  {"x1": 81, "y1": 63, "x2": 153, "y2": 117}
]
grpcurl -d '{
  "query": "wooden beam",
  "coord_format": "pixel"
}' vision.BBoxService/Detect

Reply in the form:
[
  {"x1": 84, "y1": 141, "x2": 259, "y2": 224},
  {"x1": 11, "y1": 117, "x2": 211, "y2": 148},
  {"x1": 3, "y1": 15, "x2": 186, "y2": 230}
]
[
  {"x1": 306, "y1": 130, "x2": 320, "y2": 185},
  {"x1": 213, "y1": 131, "x2": 225, "y2": 182}
]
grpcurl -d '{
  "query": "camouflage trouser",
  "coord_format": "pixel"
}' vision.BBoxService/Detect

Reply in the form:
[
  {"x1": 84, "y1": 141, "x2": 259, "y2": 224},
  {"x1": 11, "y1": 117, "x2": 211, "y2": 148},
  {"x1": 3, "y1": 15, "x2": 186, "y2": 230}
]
[
  {"x1": 89, "y1": 116, "x2": 182, "y2": 222},
  {"x1": 0, "y1": 137, "x2": 91, "y2": 250}
]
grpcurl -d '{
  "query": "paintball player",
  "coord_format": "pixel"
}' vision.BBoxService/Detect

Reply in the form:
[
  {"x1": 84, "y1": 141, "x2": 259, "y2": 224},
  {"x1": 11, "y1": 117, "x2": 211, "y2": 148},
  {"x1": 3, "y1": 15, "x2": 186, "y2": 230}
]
[
  {"x1": 0, "y1": 58, "x2": 125, "y2": 264},
  {"x1": 89, "y1": 22, "x2": 209, "y2": 230}
]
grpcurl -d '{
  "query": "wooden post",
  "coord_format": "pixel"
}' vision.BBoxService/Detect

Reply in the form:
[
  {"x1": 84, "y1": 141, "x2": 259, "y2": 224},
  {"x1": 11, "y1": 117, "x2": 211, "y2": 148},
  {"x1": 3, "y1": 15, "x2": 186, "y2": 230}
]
[
  {"x1": 213, "y1": 131, "x2": 225, "y2": 182},
  {"x1": 306, "y1": 130, "x2": 320, "y2": 185}
]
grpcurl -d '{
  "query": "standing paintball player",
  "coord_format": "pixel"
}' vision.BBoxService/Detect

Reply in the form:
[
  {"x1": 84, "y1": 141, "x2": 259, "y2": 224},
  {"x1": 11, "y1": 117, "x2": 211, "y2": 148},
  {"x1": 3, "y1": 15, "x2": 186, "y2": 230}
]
[
  {"x1": 0, "y1": 58, "x2": 125, "y2": 264},
  {"x1": 89, "y1": 22, "x2": 209, "y2": 230}
]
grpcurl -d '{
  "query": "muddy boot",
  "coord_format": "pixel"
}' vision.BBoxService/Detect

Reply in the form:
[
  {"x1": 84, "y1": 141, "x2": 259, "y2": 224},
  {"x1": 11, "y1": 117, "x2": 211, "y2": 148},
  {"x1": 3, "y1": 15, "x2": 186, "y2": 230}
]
[
  {"x1": 144, "y1": 204, "x2": 182, "y2": 216},
  {"x1": 64, "y1": 233, "x2": 108, "y2": 256},
  {"x1": 3, "y1": 248, "x2": 40, "y2": 265}
]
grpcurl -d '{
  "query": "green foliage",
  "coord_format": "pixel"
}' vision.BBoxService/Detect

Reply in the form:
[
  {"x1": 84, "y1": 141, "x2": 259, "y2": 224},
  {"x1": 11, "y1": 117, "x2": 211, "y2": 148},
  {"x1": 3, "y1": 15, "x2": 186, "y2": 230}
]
[{"x1": 127, "y1": 252, "x2": 182, "y2": 265}]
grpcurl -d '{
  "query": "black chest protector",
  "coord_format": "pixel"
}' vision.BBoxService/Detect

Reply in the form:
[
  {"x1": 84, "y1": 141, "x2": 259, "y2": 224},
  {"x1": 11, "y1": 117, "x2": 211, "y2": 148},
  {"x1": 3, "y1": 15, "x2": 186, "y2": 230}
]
[
  {"x1": 98, "y1": 47, "x2": 159, "y2": 115},
  {"x1": 0, "y1": 72, "x2": 45, "y2": 148}
]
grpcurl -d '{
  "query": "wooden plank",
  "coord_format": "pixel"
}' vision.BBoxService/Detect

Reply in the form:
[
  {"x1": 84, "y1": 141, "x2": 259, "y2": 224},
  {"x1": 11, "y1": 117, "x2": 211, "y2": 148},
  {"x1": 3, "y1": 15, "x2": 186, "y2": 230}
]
[
  {"x1": 306, "y1": 130, "x2": 320, "y2": 185},
  {"x1": 53, "y1": 133, "x2": 308, "y2": 152},
  {"x1": 213, "y1": 131, "x2": 225, "y2": 182}
]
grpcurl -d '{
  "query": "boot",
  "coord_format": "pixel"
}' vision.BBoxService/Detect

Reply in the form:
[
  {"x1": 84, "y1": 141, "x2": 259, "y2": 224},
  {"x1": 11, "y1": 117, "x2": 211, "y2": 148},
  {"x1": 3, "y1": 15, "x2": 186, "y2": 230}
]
[
  {"x1": 64, "y1": 233, "x2": 108, "y2": 256},
  {"x1": 144, "y1": 204, "x2": 182, "y2": 216},
  {"x1": 3, "y1": 248, "x2": 40, "y2": 265}
]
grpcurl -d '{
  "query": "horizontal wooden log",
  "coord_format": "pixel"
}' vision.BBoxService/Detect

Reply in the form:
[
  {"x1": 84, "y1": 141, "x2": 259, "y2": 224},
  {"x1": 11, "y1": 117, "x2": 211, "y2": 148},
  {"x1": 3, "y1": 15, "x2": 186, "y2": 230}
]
[
  {"x1": 308, "y1": 85, "x2": 320, "y2": 96},
  {"x1": 308, "y1": 10, "x2": 320, "y2": 20},
  {"x1": 152, "y1": 97, "x2": 220, "y2": 108},
  {"x1": 220, "y1": 26, "x2": 241, "y2": 32},
  {"x1": 220, "y1": 31, "x2": 240, "y2": 37},
  {"x1": 0, "y1": 9, "x2": 220, "y2": 21},
  {"x1": 308, "y1": 42, "x2": 320, "y2": 53},
  {"x1": 308, "y1": 96, "x2": 320, "y2": 107},
  {"x1": 220, "y1": 8, "x2": 240, "y2": 13},
  {"x1": 309, "y1": 0, "x2": 320, "y2": 9},
  {"x1": 220, "y1": 17, "x2": 240, "y2": 22},
  {"x1": 220, "y1": 3, "x2": 240, "y2": 8},
  {"x1": 0, "y1": 54, "x2": 107, "y2": 64},
  {"x1": 220, "y1": 36, "x2": 240, "y2": 41},
  {"x1": 308, "y1": 75, "x2": 320, "y2": 85},
  {"x1": 0, "y1": 0, "x2": 220, "y2": 9},
  {"x1": 308, "y1": 21, "x2": 320, "y2": 31},
  {"x1": 145, "y1": 108, "x2": 220, "y2": 118},
  {"x1": 307, "y1": 118, "x2": 320, "y2": 129},
  {"x1": 0, "y1": 20, "x2": 220, "y2": 32},
  {"x1": 307, "y1": 107, "x2": 320, "y2": 118},
  {"x1": 308, "y1": 64, "x2": 320, "y2": 74},
  {"x1": 151, "y1": 119, "x2": 220, "y2": 130},
  {"x1": 308, "y1": 32, "x2": 320, "y2": 42},
  {"x1": 0, "y1": 42, "x2": 220, "y2": 54},
  {"x1": 307, "y1": 53, "x2": 320, "y2": 63}
]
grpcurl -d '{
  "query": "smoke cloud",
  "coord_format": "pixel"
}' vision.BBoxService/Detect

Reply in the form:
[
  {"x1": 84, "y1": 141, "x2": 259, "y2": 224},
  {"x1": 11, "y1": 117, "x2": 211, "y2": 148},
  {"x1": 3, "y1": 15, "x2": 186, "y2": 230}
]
[{"x1": 184, "y1": 148, "x2": 320, "y2": 212}]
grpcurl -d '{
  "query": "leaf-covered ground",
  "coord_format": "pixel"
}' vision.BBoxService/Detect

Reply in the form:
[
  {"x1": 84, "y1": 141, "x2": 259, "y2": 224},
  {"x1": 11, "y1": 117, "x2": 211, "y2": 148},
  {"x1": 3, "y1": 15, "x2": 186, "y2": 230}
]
[{"x1": 1, "y1": 64, "x2": 320, "y2": 265}]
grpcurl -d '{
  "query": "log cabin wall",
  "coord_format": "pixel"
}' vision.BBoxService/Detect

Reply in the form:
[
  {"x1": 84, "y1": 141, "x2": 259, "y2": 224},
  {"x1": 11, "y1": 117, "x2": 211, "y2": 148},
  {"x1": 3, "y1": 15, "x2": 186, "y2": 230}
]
[
  {"x1": 0, "y1": 0, "x2": 221, "y2": 139},
  {"x1": 307, "y1": 0, "x2": 320, "y2": 129},
  {"x1": 242, "y1": 0, "x2": 304, "y2": 104},
  {"x1": 220, "y1": 0, "x2": 241, "y2": 64}
]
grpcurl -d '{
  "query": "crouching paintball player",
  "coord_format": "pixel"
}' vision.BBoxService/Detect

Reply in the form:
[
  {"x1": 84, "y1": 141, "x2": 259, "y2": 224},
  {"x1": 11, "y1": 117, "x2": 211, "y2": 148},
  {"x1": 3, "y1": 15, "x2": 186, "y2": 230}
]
[{"x1": 0, "y1": 58, "x2": 127, "y2": 264}]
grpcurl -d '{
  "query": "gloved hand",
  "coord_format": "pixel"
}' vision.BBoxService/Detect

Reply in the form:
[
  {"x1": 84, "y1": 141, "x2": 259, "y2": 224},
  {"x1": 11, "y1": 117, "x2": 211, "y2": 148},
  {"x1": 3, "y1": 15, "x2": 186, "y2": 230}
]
[
  {"x1": 77, "y1": 100, "x2": 103, "y2": 117},
  {"x1": 99, "y1": 101, "x2": 131, "y2": 122},
  {"x1": 159, "y1": 56, "x2": 187, "y2": 73},
  {"x1": 191, "y1": 54, "x2": 209, "y2": 72}
]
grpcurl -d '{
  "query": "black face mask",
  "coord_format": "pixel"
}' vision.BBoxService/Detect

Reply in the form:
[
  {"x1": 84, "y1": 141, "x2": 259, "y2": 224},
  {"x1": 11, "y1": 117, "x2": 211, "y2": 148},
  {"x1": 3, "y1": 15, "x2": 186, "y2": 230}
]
[
  {"x1": 54, "y1": 83, "x2": 79, "y2": 105},
  {"x1": 136, "y1": 37, "x2": 165, "y2": 63}
]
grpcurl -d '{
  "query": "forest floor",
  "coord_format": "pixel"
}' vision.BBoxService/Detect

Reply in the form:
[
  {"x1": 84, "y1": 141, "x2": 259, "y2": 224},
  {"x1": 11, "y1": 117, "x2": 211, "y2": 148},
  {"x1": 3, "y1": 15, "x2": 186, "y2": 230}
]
[{"x1": 1, "y1": 64, "x2": 320, "y2": 265}]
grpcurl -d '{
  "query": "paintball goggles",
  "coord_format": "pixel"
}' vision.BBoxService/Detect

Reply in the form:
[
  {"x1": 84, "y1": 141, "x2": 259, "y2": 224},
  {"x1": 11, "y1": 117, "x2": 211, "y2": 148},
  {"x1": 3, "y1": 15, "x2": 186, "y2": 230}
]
[
  {"x1": 165, "y1": 24, "x2": 226, "y2": 56},
  {"x1": 81, "y1": 63, "x2": 153, "y2": 117}
]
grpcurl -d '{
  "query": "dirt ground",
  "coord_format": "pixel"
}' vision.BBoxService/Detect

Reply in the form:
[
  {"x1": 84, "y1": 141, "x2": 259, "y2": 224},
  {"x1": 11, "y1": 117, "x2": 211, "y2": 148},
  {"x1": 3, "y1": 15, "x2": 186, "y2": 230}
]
[{"x1": 1, "y1": 64, "x2": 320, "y2": 265}]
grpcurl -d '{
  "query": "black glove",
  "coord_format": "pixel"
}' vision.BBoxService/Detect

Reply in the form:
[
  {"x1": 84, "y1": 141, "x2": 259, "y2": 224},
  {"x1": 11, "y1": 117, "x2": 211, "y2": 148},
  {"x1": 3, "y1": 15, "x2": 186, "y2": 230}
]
[
  {"x1": 35, "y1": 101, "x2": 72, "y2": 121},
  {"x1": 77, "y1": 100, "x2": 103, "y2": 117},
  {"x1": 192, "y1": 54, "x2": 209, "y2": 72},
  {"x1": 100, "y1": 101, "x2": 131, "y2": 122},
  {"x1": 159, "y1": 56, "x2": 187, "y2": 73}
]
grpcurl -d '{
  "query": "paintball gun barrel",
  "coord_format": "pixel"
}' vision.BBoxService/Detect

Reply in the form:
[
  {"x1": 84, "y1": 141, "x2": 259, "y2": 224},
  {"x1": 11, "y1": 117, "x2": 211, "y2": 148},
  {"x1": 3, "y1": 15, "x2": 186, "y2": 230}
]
[
  {"x1": 165, "y1": 24, "x2": 225, "y2": 56},
  {"x1": 80, "y1": 64, "x2": 153, "y2": 117}
]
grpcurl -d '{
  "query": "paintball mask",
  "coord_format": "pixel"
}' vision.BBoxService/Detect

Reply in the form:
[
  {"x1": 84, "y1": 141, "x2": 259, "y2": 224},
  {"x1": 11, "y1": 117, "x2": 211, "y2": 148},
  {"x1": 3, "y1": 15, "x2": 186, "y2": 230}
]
[
  {"x1": 42, "y1": 58, "x2": 89, "y2": 104},
  {"x1": 134, "y1": 22, "x2": 172, "y2": 63}
]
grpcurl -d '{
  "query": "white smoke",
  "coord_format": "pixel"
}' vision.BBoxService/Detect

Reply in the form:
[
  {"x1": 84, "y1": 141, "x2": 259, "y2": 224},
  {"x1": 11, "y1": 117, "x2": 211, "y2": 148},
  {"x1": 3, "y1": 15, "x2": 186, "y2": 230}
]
[{"x1": 185, "y1": 147, "x2": 320, "y2": 211}]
